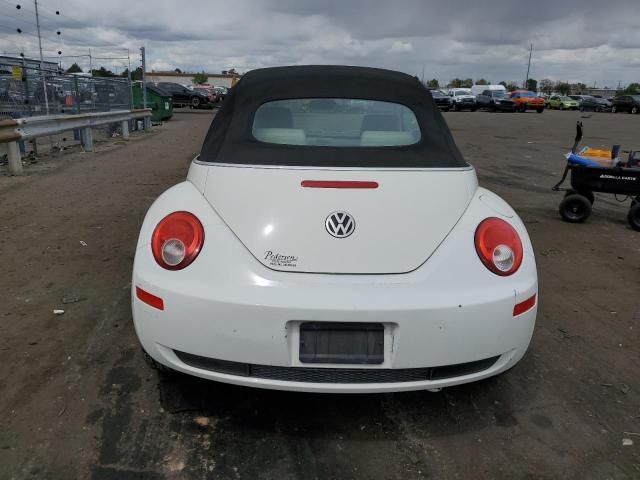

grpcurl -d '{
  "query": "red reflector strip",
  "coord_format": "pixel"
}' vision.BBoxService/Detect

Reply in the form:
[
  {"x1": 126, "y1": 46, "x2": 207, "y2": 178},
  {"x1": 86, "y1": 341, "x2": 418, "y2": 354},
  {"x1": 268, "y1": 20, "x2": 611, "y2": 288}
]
[
  {"x1": 136, "y1": 286, "x2": 164, "y2": 311},
  {"x1": 513, "y1": 294, "x2": 536, "y2": 316},
  {"x1": 301, "y1": 180, "x2": 379, "y2": 189}
]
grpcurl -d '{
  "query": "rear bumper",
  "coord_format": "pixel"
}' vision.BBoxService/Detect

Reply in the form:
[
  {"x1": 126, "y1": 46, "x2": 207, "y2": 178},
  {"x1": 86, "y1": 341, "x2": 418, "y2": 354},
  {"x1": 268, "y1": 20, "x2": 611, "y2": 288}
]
[{"x1": 146, "y1": 346, "x2": 519, "y2": 393}]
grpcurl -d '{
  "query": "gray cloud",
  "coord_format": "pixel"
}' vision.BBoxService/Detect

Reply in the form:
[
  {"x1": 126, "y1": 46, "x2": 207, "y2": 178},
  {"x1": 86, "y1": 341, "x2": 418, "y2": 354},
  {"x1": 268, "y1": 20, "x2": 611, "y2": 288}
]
[{"x1": 1, "y1": 0, "x2": 639, "y2": 87}]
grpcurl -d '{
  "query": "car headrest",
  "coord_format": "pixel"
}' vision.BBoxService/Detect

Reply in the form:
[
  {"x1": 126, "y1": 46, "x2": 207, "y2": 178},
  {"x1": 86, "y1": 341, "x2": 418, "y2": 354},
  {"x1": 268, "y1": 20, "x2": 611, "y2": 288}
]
[{"x1": 253, "y1": 128, "x2": 306, "y2": 145}]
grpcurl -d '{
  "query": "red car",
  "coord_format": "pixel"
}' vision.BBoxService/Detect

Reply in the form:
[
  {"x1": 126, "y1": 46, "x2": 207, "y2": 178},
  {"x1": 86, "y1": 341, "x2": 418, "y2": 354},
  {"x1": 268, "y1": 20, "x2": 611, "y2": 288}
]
[{"x1": 509, "y1": 90, "x2": 545, "y2": 113}]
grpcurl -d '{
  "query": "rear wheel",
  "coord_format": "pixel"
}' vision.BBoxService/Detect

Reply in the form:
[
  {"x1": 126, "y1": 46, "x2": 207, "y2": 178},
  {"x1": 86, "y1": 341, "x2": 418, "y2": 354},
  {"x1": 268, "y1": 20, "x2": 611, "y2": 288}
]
[
  {"x1": 453, "y1": 102, "x2": 459, "y2": 112},
  {"x1": 536, "y1": 107, "x2": 544, "y2": 113},
  {"x1": 559, "y1": 194, "x2": 592, "y2": 223},
  {"x1": 612, "y1": 105, "x2": 617, "y2": 113},
  {"x1": 632, "y1": 105, "x2": 639, "y2": 114},
  {"x1": 191, "y1": 96, "x2": 201, "y2": 108},
  {"x1": 580, "y1": 105, "x2": 585, "y2": 112},
  {"x1": 628, "y1": 202, "x2": 640, "y2": 231}
]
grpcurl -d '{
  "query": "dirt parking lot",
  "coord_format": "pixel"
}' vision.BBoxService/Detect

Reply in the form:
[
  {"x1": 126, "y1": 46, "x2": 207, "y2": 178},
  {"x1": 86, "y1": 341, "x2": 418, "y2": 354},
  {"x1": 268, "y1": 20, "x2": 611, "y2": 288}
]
[{"x1": 0, "y1": 109, "x2": 638, "y2": 479}]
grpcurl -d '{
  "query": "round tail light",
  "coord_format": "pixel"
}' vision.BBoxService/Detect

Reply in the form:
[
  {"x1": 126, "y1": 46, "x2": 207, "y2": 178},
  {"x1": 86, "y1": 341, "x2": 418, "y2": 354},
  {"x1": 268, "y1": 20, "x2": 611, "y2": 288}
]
[
  {"x1": 474, "y1": 217, "x2": 523, "y2": 276},
  {"x1": 151, "y1": 212, "x2": 204, "y2": 270}
]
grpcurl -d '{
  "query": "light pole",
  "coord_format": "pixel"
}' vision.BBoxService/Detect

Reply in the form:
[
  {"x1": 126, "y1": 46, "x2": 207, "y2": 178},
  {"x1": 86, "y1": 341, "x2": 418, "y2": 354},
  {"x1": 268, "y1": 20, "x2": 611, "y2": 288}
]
[{"x1": 34, "y1": 0, "x2": 50, "y2": 114}]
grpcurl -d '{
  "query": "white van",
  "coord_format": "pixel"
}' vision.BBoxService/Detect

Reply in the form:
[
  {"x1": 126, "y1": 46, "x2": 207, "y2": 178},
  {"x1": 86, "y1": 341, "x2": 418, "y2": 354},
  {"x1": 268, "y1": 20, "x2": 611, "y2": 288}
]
[{"x1": 470, "y1": 84, "x2": 506, "y2": 97}]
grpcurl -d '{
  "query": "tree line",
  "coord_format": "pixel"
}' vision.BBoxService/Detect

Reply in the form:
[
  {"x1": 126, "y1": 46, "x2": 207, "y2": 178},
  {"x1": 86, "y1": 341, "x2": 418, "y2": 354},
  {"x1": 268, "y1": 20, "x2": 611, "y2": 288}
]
[
  {"x1": 63, "y1": 63, "x2": 640, "y2": 96},
  {"x1": 65, "y1": 62, "x2": 144, "y2": 80}
]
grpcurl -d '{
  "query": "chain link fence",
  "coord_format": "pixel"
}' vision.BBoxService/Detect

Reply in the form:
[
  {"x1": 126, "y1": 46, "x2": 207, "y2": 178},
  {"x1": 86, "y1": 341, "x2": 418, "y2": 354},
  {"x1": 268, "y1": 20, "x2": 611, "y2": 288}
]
[
  {"x1": 0, "y1": 62, "x2": 134, "y2": 162},
  {"x1": 0, "y1": 62, "x2": 132, "y2": 120}
]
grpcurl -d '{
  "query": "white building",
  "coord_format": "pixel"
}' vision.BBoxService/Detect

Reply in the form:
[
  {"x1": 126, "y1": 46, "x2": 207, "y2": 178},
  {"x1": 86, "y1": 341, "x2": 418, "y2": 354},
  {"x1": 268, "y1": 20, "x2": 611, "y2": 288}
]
[{"x1": 145, "y1": 71, "x2": 240, "y2": 88}]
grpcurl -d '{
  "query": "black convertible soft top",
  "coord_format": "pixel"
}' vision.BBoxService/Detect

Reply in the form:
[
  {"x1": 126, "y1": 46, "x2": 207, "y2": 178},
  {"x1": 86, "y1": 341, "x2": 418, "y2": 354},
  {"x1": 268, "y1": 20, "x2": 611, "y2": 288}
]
[{"x1": 199, "y1": 65, "x2": 468, "y2": 168}]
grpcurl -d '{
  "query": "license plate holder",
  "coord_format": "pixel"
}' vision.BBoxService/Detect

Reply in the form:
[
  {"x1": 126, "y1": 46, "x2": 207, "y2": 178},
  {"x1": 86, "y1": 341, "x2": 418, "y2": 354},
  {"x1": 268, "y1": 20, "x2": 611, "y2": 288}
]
[{"x1": 299, "y1": 322, "x2": 384, "y2": 365}]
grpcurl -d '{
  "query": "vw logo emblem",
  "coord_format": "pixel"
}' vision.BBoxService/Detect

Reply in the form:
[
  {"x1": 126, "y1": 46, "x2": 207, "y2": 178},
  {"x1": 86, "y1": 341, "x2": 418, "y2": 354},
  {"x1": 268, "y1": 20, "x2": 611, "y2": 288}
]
[{"x1": 325, "y1": 211, "x2": 355, "y2": 238}]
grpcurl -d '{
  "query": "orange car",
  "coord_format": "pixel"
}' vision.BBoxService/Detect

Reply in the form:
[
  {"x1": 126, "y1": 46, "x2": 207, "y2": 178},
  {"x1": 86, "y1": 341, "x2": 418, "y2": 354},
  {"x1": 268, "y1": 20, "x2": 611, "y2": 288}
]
[{"x1": 509, "y1": 90, "x2": 545, "y2": 113}]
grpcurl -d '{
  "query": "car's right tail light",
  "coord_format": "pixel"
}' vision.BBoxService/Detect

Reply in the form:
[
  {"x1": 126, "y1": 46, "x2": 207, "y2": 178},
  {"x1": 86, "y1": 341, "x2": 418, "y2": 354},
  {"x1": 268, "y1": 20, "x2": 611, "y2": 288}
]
[
  {"x1": 151, "y1": 211, "x2": 204, "y2": 270},
  {"x1": 474, "y1": 217, "x2": 523, "y2": 276}
]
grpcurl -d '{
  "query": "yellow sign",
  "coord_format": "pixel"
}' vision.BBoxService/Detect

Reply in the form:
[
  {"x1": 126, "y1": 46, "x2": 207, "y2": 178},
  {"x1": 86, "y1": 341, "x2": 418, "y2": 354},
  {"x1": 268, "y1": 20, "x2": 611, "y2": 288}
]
[{"x1": 11, "y1": 65, "x2": 22, "y2": 80}]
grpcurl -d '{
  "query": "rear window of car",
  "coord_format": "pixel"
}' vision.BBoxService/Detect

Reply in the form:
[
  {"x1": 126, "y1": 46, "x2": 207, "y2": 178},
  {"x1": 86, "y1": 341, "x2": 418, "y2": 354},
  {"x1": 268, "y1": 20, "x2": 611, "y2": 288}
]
[{"x1": 252, "y1": 98, "x2": 421, "y2": 147}]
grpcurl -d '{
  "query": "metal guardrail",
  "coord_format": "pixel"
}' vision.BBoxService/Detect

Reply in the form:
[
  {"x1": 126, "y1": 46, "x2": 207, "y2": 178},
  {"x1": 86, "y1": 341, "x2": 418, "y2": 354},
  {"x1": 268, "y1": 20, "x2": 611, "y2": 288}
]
[{"x1": 0, "y1": 109, "x2": 151, "y2": 175}]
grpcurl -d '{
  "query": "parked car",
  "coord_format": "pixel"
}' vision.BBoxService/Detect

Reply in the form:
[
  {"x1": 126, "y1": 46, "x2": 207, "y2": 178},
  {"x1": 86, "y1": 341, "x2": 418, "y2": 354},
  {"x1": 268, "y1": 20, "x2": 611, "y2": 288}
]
[
  {"x1": 431, "y1": 89, "x2": 452, "y2": 111},
  {"x1": 213, "y1": 86, "x2": 228, "y2": 100},
  {"x1": 509, "y1": 90, "x2": 545, "y2": 113},
  {"x1": 156, "y1": 82, "x2": 211, "y2": 108},
  {"x1": 475, "y1": 89, "x2": 516, "y2": 112},
  {"x1": 447, "y1": 88, "x2": 477, "y2": 111},
  {"x1": 191, "y1": 85, "x2": 219, "y2": 103},
  {"x1": 611, "y1": 95, "x2": 640, "y2": 114},
  {"x1": 132, "y1": 65, "x2": 538, "y2": 393},
  {"x1": 548, "y1": 95, "x2": 579, "y2": 110},
  {"x1": 579, "y1": 96, "x2": 612, "y2": 112},
  {"x1": 568, "y1": 95, "x2": 590, "y2": 105}
]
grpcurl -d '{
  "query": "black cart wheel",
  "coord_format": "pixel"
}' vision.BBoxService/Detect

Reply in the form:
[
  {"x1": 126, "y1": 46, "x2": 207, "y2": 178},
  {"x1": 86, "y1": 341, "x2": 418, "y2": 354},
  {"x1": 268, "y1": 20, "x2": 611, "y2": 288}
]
[
  {"x1": 559, "y1": 194, "x2": 592, "y2": 223},
  {"x1": 628, "y1": 202, "x2": 640, "y2": 231}
]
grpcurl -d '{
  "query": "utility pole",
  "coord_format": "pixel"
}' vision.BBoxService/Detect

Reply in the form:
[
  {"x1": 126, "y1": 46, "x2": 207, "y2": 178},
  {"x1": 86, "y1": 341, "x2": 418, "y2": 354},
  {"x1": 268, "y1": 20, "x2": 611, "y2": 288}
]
[
  {"x1": 34, "y1": 0, "x2": 49, "y2": 114},
  {"x1": 524, "y1": 43, "x2": 533, "y2": 89},
  {"x1": 140, "y1": 46, "x2": 150, "y2": 129},
  {"x1": 127, "y1": 49, "x2": 133, "y2": 109}
]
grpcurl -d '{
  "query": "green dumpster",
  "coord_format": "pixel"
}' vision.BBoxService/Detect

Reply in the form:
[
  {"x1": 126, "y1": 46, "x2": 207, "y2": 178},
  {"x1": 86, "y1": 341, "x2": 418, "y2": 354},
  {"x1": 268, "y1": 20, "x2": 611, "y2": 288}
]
[{"x1": 132, "y1": 83, "x2": 173, "y2": 122}]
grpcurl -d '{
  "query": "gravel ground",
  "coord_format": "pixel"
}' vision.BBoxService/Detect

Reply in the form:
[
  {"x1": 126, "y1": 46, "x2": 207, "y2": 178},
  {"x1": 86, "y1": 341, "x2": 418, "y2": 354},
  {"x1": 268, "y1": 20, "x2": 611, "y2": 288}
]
[{"x1": 0, "y1": 109, "x2": 638, "y2": 479}]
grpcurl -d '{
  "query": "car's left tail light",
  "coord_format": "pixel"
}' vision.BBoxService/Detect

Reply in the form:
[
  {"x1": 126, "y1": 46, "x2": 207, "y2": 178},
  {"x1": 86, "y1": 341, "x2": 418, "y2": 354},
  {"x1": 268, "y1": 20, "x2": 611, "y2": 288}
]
[
  {"x1": 474, "y1": 217, "x2": 523, "y2": 276},
  {"x1": 151, "y1": 211, "x2": 204, "y2": 270}
]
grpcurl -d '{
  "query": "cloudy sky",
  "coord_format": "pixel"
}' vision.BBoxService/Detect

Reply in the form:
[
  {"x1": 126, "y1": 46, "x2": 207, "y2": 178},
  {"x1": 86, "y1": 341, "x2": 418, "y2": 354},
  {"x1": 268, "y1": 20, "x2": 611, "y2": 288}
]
[{"x1": 1, "y1": 0, "x2": 640, "y2": 88}]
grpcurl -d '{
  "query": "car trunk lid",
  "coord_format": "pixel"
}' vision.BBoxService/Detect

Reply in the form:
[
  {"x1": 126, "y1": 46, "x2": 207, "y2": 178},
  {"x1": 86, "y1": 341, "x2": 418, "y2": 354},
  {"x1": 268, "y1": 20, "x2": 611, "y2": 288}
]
[{"x1": 202, "y1": 165, "x2": 477, "y2": 274}]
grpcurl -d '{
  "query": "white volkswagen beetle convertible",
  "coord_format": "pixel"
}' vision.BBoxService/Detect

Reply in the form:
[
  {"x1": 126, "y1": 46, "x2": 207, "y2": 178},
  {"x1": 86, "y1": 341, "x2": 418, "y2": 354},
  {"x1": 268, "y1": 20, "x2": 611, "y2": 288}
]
[{"x1": 132, "y1": 66, "x2": 537, "y2": 393}]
